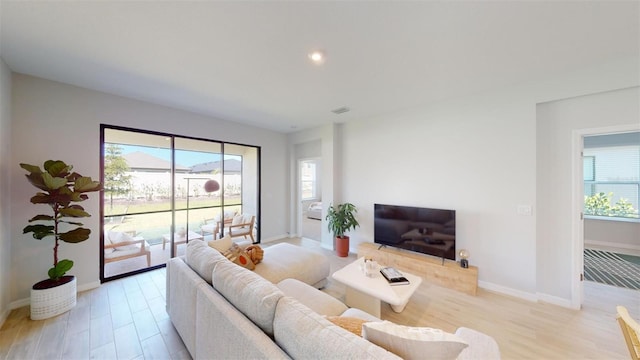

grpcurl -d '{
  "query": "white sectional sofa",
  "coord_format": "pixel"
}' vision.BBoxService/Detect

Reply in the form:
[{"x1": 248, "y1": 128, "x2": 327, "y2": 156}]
[
  {"x1": 166, "y1": 240, "x2": 500, "y2": 359},
  {"x1": 167, "y1": 240, "x2": 399, "y2": 359}
]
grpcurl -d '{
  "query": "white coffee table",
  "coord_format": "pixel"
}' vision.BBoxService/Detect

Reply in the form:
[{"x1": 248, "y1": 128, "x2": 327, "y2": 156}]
[{"x1": 332, "y1": 257, "x2": 422, "y2": 318}]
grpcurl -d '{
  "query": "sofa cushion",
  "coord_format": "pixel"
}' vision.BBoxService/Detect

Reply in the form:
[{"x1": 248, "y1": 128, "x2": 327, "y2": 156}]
[
  {"x1": 212, "y1": 259, "x2": 284, "y2": 336},
  {"x1": 341, "y1": 307, "x2": 382, "y2": 322},
  {"x1": 362, "y1": 321, "x2": 468, "y2": 360},
  {"x1": 273, "y1": 296, "x2": 401, "y2": 359},
  {"x1": 276, "y1": 278, "x2": 347, "y2": 316},
  {"x1": 185, "y1": 239, "x2": 228, "y2": 284},
  {"x1": 195, "y1": 281, "x2": 291, "y2": 359}
]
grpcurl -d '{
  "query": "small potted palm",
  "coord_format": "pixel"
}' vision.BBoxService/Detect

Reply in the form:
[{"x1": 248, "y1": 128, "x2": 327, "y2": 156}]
[
  {"x1": 21, "y1": 160, "x2": 102, "y2": 320},
  {"x1": 326, "y1": 203, "x2": 359, "y2": 257}
]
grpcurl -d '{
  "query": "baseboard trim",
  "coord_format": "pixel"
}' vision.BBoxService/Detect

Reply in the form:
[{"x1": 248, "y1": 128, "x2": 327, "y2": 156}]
[
  {"x1": 478, "y1": 280, "x2": 538, "y2": 303},
  {"x1": 9, "y1": 280, "x2": 102, "y2": 312},
  {"x1": 78, "y1": 280, "x2": 101, "y2": 293},
  {"x1": 536, "y1": 292, "x2": 577, "y2": 309},
  {"x1": 478, "y1": 281, "x2": 577, "y2": 309},
  {"x1": 10, "y1": 297, "x2": 29, "y2": 310},
  {"x1": 261, "y1": 234, "x2": 290, "y2": 244}
]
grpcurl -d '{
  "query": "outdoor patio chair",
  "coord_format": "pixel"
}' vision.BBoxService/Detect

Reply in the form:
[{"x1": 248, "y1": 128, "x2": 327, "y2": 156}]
[
  {"x1": 221, "y1": 214, "x2": 255, "y2": 244},
  {"x1": 617, "y1": 305, "x2": 640, "y2": 360},
  {"x1": 201, "y1": 209, "x2": 238, "y2": 239},
  {"x1": 104, "y1": 229, "x2": 151, "y2": 267}
]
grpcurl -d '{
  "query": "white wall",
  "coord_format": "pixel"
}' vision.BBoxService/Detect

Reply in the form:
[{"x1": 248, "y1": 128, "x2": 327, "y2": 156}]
[
  {"x1": 293, "y1": 56, "x2": 639, "y2": 303},
  {"x1": 0, "y1": 58, "x2": 13, "y2": 324},
  {"x1": 537, "y1": 87, "x2": 640, "y2": 303},
  {"x1": 340, "y1": 88, "x2": 539, "y2": 296},
  {"x1": 10, "y1": 74, "x2": 289, "y2": 303},
  {"x1": 295, "y1": 139, "x2": 321, "y2": 160}
]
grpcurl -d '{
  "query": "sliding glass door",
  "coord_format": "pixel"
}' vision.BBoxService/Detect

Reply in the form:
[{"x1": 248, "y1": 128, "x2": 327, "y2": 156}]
[{"x1": 101, "y1": 125, "x2": 260, "y2": 281}]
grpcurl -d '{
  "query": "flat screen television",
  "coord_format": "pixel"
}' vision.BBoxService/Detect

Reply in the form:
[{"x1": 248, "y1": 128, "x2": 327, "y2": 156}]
[{"x1": 374, "y1": 203, "x2": 456, "y2": 261}]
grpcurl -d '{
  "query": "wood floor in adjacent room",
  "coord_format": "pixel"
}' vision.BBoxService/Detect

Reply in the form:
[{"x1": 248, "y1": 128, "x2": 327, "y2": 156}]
[{"x1": 1, "y1": 237, "x2": 638, "y2": 360}]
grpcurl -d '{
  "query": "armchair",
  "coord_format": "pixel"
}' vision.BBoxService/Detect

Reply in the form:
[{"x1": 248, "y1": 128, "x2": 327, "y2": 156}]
[
  {"x1": 617, "y1": 305, "x2": 640, "y2": 360},
  {"x1": 201, "y1": 210, "x2": 238, "y2": 239},
  {"x1": 222, "y1": 214, "x2": 256, "y2": 244},
  {"x1": 104, "y1": 230, "x2": 151, "y2": 267}
]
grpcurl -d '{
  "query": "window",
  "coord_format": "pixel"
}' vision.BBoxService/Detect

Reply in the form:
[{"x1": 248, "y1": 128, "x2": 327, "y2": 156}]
[
  {"x1": 300, "y1": 160, "x2": 317, "y2": 200},
  {"x1": 583, "y1": 132, "x2": 640, "y2": 220},
  {"x1": 101, "y1": 125, "x2": 260, "y2": 280}
]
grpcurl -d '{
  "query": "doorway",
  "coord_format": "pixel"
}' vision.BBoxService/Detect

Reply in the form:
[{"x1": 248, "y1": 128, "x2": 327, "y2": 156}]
[
  {"x1": 573, "y1": 126, "x2": 640, "y2": 306},
  {"x1": 581, "y1": 131, "x2": 640, "y2": 290},
  {"x1": 299, "y1": 158, "x2": 321, "y2": 241}
]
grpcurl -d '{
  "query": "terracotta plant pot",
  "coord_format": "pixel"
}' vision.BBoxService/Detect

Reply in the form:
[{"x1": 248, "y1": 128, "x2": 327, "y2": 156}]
[{"x1": 335, "y1": 236, "x2": 350, "y2": 257}]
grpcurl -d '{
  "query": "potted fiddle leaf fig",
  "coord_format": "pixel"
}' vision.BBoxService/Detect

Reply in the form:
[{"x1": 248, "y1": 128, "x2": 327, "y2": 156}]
[
  {"x1": 326, "y1": 203, "x2": 359, "y2": 257},
  {"x1": 21, "y1": 160, "x2": 102, "y2": 320}
]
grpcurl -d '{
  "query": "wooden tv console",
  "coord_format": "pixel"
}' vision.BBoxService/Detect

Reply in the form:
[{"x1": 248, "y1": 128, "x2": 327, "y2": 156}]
[{"x1": 358, "y1": 242, "x2": 478, "y2": 296}]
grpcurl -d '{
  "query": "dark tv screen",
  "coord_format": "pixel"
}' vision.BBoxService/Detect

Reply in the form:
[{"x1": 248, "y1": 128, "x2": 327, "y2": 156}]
[{"x1": 374, "y1": 203, "x2": 456, "y2": 260}]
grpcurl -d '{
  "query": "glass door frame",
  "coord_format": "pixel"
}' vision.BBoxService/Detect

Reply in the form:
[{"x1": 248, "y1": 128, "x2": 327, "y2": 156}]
[{"x1": 99, "y1": 124, "x2": 261, "y2": 282}]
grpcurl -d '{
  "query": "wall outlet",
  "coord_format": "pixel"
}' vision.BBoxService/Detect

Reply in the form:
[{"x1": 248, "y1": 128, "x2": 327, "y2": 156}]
[{"x1": 517, "y1": 205, "x2": 533, "y2": 216}]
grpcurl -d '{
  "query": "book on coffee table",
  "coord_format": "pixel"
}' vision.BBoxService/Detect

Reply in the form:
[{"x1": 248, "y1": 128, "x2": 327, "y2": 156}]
[{"x1": 380, "y1": 267, "x2": 410, "y2": 286}]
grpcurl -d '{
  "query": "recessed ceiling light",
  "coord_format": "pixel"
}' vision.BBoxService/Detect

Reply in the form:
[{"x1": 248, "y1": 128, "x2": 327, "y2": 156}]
[{"x1": 308, "y1": 50, "x2": 326, "y2": 65}]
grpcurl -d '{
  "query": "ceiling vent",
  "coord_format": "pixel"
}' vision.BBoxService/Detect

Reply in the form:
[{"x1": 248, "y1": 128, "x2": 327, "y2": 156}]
[{"x1": 331, "y1": 107, "x2": 350, "y2": 115}]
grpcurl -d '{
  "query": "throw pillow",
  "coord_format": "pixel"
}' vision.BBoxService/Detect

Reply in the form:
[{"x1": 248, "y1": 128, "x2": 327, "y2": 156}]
[
  {"x1": 221, "y1": 243, "x2": 255, "y2": 270},
  {"x1": 245, "y1": 245, "x2": 264, "y2": 264},
  {"x1": 208, "y1": 234, "x2": 233, "y2": 252},
  {"x1": 232, "y1": 214, "x2": 244, "y2": 226},
  {"x1": 107, "y1": 231, "x2": 139, "y2": 251},
  {"x1": 326, "y1": 316, "x2": 369, "y2": 336},
  {"x1": 362, "y1": 321, "x2": 468, "y2": 360}
]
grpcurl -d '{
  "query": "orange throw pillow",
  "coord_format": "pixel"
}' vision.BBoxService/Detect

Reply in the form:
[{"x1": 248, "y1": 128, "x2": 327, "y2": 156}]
[
  {"x1": 326, "y1": 316, "x2": 369, "y2": 336},
  {"x1": 245, "y1": 245, "x2": 264, "y2": 264}
]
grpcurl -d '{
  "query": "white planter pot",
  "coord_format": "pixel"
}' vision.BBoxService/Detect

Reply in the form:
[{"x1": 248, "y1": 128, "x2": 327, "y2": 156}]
[{"x1": 30, "y1": 276, "x2": 77, "y2": 320}]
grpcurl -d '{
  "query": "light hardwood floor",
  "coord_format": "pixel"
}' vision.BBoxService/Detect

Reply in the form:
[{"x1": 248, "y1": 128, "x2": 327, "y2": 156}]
[
  {"x1": 0, "y1": 269, "x2": 189, "y2": 360},
  {"x1": 1, "y1": 237, "x2": 638, "y2": 359}
]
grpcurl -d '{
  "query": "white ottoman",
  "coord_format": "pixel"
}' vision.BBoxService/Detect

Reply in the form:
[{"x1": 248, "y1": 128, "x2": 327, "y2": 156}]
[{"x1": 255, "y1": 243, "x2": 330, "y2": 288}]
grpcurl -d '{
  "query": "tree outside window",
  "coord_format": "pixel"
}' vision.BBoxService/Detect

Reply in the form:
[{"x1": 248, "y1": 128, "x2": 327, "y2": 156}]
[
  {"x1": 583, "y1": 132, "x2": 639, "y2": 220},
  {"x1": 104, "y1": 144, "x2": 132, "y2": 212}
]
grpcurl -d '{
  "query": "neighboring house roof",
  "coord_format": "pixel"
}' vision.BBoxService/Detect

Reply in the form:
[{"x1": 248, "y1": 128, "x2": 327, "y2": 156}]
[
  {"x1": 123, "y1": 151, "x2": 190, "y2": 172},
  {"x1": 191, "y1": 159, "x2": 241, "y2": 174}
]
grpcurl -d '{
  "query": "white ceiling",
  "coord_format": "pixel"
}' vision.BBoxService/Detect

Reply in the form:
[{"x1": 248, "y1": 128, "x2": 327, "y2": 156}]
[{"x1": 1, "y1": 1, "x2": 638, "y2": 133}]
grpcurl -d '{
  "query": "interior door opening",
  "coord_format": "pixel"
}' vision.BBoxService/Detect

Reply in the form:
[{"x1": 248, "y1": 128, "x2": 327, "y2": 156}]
[
  {"x1": 574, "y1": 127, "x2": 640, "y2": 309},
  {"x1": 299, "y1": 158, "x2": 321, "y2": 242}
]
